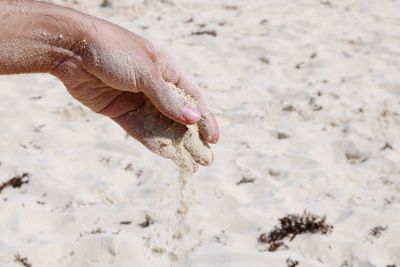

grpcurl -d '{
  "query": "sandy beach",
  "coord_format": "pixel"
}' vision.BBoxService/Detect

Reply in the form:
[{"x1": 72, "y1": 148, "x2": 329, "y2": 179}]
[{"x1": 1, "y1": 0, "x2": 400, "y2": 266}]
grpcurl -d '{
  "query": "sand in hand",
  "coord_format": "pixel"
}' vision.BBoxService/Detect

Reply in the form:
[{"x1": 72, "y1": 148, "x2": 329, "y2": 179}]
[{"x1": 122, "y1": 81, "x2": 213, "y2": 175}]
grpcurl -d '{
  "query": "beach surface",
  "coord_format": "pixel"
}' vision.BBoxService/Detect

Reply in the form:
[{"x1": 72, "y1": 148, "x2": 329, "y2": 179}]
[{"x1": 1, "y1": 0, "x2": 400, "y2": 266}]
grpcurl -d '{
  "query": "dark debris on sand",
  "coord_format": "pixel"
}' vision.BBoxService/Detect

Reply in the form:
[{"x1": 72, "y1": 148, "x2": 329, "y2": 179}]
[
  {"x1": 236, "y1": 175, "x2": 256, "y2": 185},
  {"x1": 138, "y1": 214, "x2": 155, "y2": 228},
  {"x1": 0, "y1": 173, "x2": 30, "y2": 194},
  {"x1": 14, "y1": 253, "x2": 32, "y2": 267},
  {"x1": 190, "y1": 30, "x2": 217, "y2": 37},
  {"x1": 369, "y1": 225, "x2": 388, "y2": 238},
  {"x1": 258, "y1": 210, "x2": 333, "y2": 252},
  {"x1": 286, "y1": 258, "x2": 299, "y2": 267},
  {"x1": 100, "y1": 0, "x2": 112, "y2": 8},
  {"x1": 120, "y1": 220, "x2": 132, "y2": 225}
]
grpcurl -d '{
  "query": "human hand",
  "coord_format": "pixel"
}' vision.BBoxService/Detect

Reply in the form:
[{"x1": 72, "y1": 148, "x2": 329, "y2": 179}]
[{"x1": 50, "y1": 13, "x2": 219, "y2": 166}]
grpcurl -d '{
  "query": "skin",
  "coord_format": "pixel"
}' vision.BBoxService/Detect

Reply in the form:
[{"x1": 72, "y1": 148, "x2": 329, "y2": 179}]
[{"x1": 0, "y1": 0, "x2": 219, "y2": 166}]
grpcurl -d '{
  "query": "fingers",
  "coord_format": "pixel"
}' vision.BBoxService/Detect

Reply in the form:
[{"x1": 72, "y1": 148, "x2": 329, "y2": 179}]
[
  {"x1": 51, "y1": 56, "x2": 214, "y2": 167},
  {"x1": 152, "y1": 47, "x2": 219, "y2": 143},
  {"x1": 183, "y1": 126, "x2": 214, "y2": 166},
  {"x1": 113, "y1": 98, "x2": 213, "y2": 167},
  {"x1": 113, "y1": 103, "x2": 177, "y2": 160},
  {"x1": 97, "y1": 92, "x2": 146, "y2": 118},
  {"x1": 138, "y1": 77, "x2": 202, "y2": 125},
  {"x1": 142, "y1": 43, "x2": 219, "y2": 141},
  {"x1": 174, "y1": 75, "x2": 220, "y2": 144}
]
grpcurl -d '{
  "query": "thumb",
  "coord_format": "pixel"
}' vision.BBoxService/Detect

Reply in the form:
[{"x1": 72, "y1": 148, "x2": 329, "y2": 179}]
[{"x1": 140, "y1": 78, "x2": 202, "y2": 125}]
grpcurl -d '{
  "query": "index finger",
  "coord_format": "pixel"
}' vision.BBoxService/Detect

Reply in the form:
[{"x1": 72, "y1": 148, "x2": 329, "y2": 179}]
[
  {"x1": 173, "y1": 73, "x2": 220, "y2": 144},
  {"x1": 153, "y1": 45, "x2": 220, "y2": 143}
]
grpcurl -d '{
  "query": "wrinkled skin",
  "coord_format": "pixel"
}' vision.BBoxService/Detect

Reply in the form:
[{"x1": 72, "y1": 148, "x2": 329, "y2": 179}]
[{"x1": 0, "y1": 1, "x2": 219, "y2": 165}]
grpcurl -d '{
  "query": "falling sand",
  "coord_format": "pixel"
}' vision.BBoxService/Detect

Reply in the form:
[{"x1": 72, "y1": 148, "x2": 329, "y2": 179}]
[{"x1": 125, "y1": 83, "x2": 212, "y2": 265}]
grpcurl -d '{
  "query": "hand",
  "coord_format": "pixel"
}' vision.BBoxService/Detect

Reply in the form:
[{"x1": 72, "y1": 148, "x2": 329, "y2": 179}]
[{"x1": 50, "y1": 14, "x2": 219, "y2": 165}]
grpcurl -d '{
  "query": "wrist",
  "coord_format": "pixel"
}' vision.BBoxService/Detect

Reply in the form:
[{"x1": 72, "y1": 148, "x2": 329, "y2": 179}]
[
  {"x1": 30, "y1": 2, "x2": 94, "y2": 54},
  {"x1": 0, "y1": 1, "x2": 94, "y2": 74}
]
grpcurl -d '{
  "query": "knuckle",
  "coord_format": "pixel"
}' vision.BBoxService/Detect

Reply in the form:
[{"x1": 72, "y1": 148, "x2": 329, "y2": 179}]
[
  {"x1": 144, "y1": 42, "x2": 176, "y2": 77},
  {"x1": 145, "y1": 42, "x2": 164, "y2": 63}
]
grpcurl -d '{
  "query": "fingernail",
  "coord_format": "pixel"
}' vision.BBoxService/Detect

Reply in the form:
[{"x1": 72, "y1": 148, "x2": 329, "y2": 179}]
[{"x1": 181, "y1": 105, "x2": 201, "y2": 124}]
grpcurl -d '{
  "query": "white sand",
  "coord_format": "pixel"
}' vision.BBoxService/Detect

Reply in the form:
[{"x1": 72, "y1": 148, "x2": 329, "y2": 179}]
[{"x1": 1, "y1": 0, "x2": 400, "y2": 266}]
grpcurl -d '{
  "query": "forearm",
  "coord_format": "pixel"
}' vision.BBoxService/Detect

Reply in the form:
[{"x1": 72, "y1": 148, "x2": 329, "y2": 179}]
[{"x1": 0, "y1": 0, "x2": 92, "y2": 74}]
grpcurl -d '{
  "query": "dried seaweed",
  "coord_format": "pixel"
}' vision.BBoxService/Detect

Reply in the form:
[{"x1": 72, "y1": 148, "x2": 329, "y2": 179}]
[
  {"x1": 236, "y1": 176, "x2": 255, "y2": 185},
  {"x1": 286, "y1": 258, "x2": 299, "y2": 267},
  {"x1": 0, "y1": 173, "x2": 30, "y2": 194},
  {"x1": 258, "y1": 211, "x2": 333, "y2": 252},
  {"x1": 138, "y1": 214, "x2": 155, "y2": 228},
  {"x1": 369, "y1": 225, "x2": 387, "y2": 238},
  {"x1": 14, "y1": 253, "x2": 32, "y2": 267},
  {"x1": 191, "y1": 30, "x2": 217, "y2": 37}
]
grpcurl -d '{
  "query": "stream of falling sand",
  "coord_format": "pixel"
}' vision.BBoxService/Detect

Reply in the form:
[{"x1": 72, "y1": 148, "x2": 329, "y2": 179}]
[
  {"x1": 144, "y1": 123, "x2": 208, "y2": 267},
  {"x1": 167, "y1": 85, "x2": 211, "y2": 267},
  {"x1": 161, "y1": 122, "x2": 209, "y2": 267},
  {"x1": 171, "y1": 142, "x2": 202, "y2": 267},
  {"x1": 126, "y1": 83, "x2": 212, "y2": 266}
]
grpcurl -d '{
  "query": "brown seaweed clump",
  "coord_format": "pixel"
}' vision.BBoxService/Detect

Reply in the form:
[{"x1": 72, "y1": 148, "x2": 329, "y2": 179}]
[
  {"x1": 14, "y1": 253, "x2": 32, "y2": 267},
  {"x1": 0, "y1": 173, "x2": 30, "y2": 194},
  {"x1": 258, "y1": 210, "x2": 333, "y2": 252}
]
